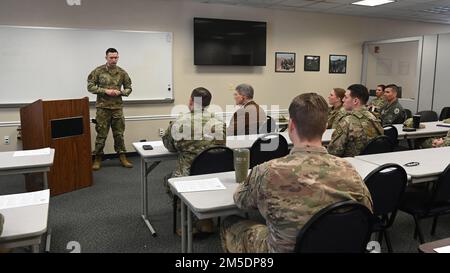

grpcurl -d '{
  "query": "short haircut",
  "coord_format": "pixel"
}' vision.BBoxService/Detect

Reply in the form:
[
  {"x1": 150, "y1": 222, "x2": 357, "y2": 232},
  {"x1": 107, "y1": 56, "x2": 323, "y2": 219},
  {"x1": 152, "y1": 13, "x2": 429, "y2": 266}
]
[
  {"x1": 289, "y1": 93, "x2": 328, "y2": 141},
  {"x1": 235, "y1": 84, "x2": 254, "y2": 99},
  {"x1": 385, "y1": 84, "x2": 398, "y2": 94},
  {"x1": 347, "y1": 84, "x2": 369, "y2": 105},
  {"x1": 191, "y1": 87, "x2": 212, "y2": 108},
  {"x1": 106, "y1": 48, "x2": 118, "y2": 55},
  {"x1": 333, "y1": 88, "x2": 346, "y2": 101},
  {"x1": 377, "y1": 84, "x2": 386, "y2": 91}
]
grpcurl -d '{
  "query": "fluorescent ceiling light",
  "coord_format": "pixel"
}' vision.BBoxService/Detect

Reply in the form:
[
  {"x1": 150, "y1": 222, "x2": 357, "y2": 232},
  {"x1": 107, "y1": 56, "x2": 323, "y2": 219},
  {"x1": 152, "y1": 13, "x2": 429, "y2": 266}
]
[{"x1": 352, "y1": 0, "x2": 394, "y2": 7}]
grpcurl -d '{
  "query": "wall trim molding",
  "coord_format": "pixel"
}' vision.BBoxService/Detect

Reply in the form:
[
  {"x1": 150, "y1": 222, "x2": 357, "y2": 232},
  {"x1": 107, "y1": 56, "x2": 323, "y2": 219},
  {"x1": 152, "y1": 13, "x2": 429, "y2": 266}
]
[{"x1": 0, "y1": 109, "x2": 289, "y2": 127}]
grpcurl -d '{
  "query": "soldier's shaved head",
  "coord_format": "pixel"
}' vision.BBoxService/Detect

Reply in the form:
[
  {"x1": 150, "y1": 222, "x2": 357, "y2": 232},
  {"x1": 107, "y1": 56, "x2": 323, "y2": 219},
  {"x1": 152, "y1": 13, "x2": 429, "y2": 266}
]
[
  {"x1": 289, "y1": 93, "x2": 328, "y2": 141},
  {"x1": 191, "y1": 87, "x2": 212, "y2": 109},
  {"x1": 347, "y1": 84, "x2": 369, "y2": 105}
]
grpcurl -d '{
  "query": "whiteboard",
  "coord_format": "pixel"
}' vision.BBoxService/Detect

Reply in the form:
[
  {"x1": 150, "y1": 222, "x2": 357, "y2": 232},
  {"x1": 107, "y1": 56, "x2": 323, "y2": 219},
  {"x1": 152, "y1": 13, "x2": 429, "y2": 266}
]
[{"x1": 0, "y1": 26, "x2": 173, "y2": 106}]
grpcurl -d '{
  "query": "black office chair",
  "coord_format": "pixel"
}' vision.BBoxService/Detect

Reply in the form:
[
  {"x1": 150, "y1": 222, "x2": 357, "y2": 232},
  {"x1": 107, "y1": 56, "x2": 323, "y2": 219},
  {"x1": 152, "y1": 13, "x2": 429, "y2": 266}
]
[
  {"x1": 383, "y1": 125, "x2": 399, "y2": 147},
  {"x1": 360, "y1": 136, "x2": 394, "y2": 155},
  {"x1": 391, "y1": 111, "x2": 406, "y2": 125},
  {"x1": 403, "y1": 109, "x2": 413, "y2": 120},
  {"x1": 259, "y1": 115, "x2": 277, "y2": 134},
  {"x1": 250, "y1": 133, "x2": 289, "y2": 168},
  {"x1": 172, "y1": 146, "x2": 234, "y2": 233},
  {"x1": 364, "y1": 164, "x2": 408, "y2": 252},
  {"x1": 399, "y1": 164, "x2": 450, "y2": 244},
  {"x1": 439, "y1": 107, "x2": 450, "y2": 121},
  {"x1": 416, "y1": 110, "x2": 438, "y2": 122},
  {"x1": 294, "y1": 200, "x2": 374, "y2": 253}
]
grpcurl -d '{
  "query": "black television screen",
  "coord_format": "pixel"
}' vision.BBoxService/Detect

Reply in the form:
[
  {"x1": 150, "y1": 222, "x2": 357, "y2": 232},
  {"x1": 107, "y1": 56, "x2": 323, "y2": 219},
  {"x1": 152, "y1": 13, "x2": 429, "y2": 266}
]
[{"x1": 194, "y1": 18, "x2": 267, "y2": 66}]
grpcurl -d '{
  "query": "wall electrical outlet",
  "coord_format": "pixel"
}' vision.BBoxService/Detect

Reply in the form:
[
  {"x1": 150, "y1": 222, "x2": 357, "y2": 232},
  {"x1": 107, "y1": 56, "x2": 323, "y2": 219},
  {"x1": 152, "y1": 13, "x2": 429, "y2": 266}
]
[
  {"x1": 4, "y1": 136, "x2": 10, "y2": 145},
  {"x1": 159, "y1": 128, "x2": 165, "y2": 137}
]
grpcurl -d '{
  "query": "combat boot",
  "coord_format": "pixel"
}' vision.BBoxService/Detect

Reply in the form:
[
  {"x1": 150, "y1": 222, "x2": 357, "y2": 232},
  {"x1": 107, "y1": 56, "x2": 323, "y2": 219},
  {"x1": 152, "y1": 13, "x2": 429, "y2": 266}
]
[
  {"x1": 92, "y1": 155, "x2": 102, "y2": 171},
  {"x1": 119, "y1": 153, "x2": 133, "y2": 168}
]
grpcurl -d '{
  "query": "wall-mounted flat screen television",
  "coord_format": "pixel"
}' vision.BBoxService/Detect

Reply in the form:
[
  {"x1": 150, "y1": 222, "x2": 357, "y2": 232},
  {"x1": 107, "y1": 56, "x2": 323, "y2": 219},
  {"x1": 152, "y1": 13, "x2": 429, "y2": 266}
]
[{"x1": 194, "y1": 17, "x2": 267, "y2": 66}]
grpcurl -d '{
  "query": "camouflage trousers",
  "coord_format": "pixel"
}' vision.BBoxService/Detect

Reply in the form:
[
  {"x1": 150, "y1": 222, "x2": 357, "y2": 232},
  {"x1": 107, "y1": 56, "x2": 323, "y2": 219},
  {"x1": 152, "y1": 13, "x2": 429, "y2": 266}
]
[
  {"x1": 93, "y1": 108, "x2": 126, "y2": 155},
  {"x1": 220, "y1": 215, "x2": 268, "y2": 253}
]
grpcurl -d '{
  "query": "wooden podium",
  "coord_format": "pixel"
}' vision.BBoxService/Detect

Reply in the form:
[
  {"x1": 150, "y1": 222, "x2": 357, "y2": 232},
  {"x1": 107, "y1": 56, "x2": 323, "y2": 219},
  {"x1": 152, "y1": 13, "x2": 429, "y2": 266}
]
[{"x1": 20, "y1": 98, "x2": 93, "y2": 196}]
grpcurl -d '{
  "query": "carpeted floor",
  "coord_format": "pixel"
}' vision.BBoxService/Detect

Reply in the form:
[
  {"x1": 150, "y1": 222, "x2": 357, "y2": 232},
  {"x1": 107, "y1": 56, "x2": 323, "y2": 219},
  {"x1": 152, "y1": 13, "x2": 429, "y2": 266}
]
[{"x1": 1, "y1": 155, "x2": 449, "y2": 253}]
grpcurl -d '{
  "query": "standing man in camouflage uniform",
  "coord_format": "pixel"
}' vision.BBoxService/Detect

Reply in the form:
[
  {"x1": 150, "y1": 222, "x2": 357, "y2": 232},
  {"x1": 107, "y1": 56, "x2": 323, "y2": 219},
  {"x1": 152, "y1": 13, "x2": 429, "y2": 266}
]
[
  {"x1": 380, "y1": 84, "x2": 405, "y2": 126},
  {"x1": 327, "y1": 84, "x2": 383, "y2": 157},
  {"x1": 88, "y1": 48, "x2": 133, "y2": 170},
  {"x1": 163, "y1": 87, "x2": 226, "y2": 233},
  {"x1": 220, "y1": 93, "x2": 373, "y2": 253}
]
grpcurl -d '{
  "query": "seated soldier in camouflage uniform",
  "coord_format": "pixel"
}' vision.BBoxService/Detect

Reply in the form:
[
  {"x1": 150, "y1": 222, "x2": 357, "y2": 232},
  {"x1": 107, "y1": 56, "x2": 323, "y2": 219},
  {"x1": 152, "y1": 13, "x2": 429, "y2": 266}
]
[
  {"x1": 380, "y1": 84, "x2": 405, "y2": 126},
  {"x1": 410, "y1": 118, "x2": 450, "y2": 148},
  {"x1": 162, "y1": 87, "x2": 226, "y2": 233},
  {"x1": 327, "y1": 84, "x2": 384, "y2": 157},
  {"x1": 327, "y1": 87, "x2": 346, "y2": 129},
  {"x1": 220, "y1": 93, "x2": 373, "y2": 253},
  {"x1": 367, "y1": 84, "x2": 386, "y2": 113}
]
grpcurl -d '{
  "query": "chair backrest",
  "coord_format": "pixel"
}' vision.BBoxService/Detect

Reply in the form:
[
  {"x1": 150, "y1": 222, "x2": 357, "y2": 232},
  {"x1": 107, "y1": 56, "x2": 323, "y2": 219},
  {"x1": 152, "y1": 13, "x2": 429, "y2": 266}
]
[
  {"x1": 439, "y1": 107, "x2": 450, "y2": 121},
  {"x1": 430, "y1": 164, "x2": 450, "y2": 205},
  {"x1": 391, "y1": 111, "x2": 406, "y2": 124},
  {"x1": 294, "y1": 200, "x2": 373, "y2": 253},
  {"x1": 259, "y1": 115, "x2": 277, "y2": 134},
  {"x1": 383, "y1": 125, "x2": 399, "y2": 147},
  {"x1": 190, "y1": 146, "x2": 234, "y2": 175},
  {"x1": 360, "y1": 135, "x2": 394, "y2": 155},
  {"x1": 403, "y1": 109, "x2": 413, "y2": 119},
  {"x1": 416, "y1": 110, "x2": 438, "y2": 122},
  {"x1": 364, "y1": 164, "x2": 407, "y2": 227},
  {"x1": 250, "y1": 133, "x2": 289, "y2": 168}
]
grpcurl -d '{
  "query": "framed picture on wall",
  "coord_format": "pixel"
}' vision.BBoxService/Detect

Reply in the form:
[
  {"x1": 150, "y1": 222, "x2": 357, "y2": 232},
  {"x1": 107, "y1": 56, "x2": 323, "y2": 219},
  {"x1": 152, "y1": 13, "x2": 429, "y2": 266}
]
[
  {"x1": 329, "y1": 54, "x2": 347, "y2": 74},
  {"x1": 275, "y1": 52, "x2": 296, "y2": 72},
  {"x1": 304, "y1": 55, "x2": 320, "y2": 72}
]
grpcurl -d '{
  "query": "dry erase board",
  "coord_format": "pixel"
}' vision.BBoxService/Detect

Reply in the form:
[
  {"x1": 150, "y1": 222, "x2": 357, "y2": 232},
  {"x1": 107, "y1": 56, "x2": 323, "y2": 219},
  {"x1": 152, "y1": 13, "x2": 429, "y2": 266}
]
[{"x1": 0, "y1": 25, "x2": 173, "y2": 106}]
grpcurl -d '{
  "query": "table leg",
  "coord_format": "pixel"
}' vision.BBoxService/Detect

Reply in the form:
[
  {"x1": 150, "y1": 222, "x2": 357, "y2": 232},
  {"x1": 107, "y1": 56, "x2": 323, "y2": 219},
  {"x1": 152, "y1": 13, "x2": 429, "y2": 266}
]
[
  {"x1": 45, "y1": 228, "x2": 52, "y2": 252},
  {"x1": 181, "y1": 200, "x2": 186, "y2": 253},
  {"x1": 32, "y1": 244, "x2": 40, "y2": 253},
  {"x1": 43, "y1": 171, "x2": 48, "y2": 189},
  {"x1": 141, "y1": 158, "x2": 160, "y2": 236},
  {"x1": 187, "y1": 209, "x2": 193, "y2": 253}
]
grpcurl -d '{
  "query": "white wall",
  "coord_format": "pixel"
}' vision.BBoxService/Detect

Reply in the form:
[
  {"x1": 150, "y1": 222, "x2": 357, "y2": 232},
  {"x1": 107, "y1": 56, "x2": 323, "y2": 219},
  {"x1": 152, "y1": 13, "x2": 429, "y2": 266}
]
[
  {"x1": 366, "y1": 41, "x2": 419, "y2": 99},
  {"x1": 433, "y1": 33, "x2": 450, "y2": 116},
  {"x1": 1, "y1": 0, "x2": 450, "y2": 152}
]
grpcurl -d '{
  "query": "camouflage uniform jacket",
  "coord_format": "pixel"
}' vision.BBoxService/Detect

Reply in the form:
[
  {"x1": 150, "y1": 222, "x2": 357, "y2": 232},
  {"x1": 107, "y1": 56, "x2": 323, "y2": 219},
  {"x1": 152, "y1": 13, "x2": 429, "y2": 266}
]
[
  {"x1": 436, "y1": 130, "x2": 450, "y2": 147},
  {"x1": 233, "y1": 145, "x2": 373, "y2": 253},
  {"x1": 162, "y1": 111, "x2": 226, "y2": 177},
  {"x1": 87, "y1": 64, "x2": 132, "y2": 109},
  {"x1": 381, "y1": 99, "x2": 404, "y2": 125},
  {"x1": 327, "y1": 105, "x2": 347, "y2": 129},
  {"x1": 328, "y1": 107, "x2": 384, "y2": 157},
  {"x1": 370, "y1": 97, "x2": 386, "y2": 110}
]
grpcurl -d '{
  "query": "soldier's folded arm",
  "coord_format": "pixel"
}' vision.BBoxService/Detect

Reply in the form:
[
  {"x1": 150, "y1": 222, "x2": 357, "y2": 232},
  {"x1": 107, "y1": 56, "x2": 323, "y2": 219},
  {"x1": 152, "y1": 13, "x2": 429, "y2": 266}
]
[
  {"x1": 87, "y1": 72, "x2": 106, "y2": 94},
  {"x1": 120, "y1": 72, "x2": 132, "y2": 97},
  {"x1": 327, "y1": 124, "x2": 347, "y2": 157},
  {"x1": 233, "y1": 165, "x2": 265, "y2": 210}
]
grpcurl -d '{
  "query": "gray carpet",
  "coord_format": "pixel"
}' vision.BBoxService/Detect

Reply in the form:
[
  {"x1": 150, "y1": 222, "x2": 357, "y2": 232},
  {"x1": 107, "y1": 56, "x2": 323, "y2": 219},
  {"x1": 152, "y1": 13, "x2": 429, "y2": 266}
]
[{"x1": 1, "y1": 155, "x2": 449, "y2": 253}]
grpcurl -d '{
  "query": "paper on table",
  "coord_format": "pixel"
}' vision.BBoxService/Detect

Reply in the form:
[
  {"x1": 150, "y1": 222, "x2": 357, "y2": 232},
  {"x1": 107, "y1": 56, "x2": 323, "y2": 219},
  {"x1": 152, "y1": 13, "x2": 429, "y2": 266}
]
[
  {"x1": 13, "y1": 147, "x2": 51, "y2": 157},
  {"x1": 174, "y1": 178, "x2": 226, "y2": 193},
  {"x1": 0, "y1": 189, "x2": 50, "y2": 210},
  {"x1": 434, "y1": 245, "x2": 450, "y2": 253}
]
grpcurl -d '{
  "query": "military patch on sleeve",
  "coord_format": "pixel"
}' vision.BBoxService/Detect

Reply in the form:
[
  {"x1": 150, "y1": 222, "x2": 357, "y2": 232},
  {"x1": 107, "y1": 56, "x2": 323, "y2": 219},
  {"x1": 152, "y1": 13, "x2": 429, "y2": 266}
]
[{"x1": 394, "y1": 108, "x2": 400, "y2": 114}]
